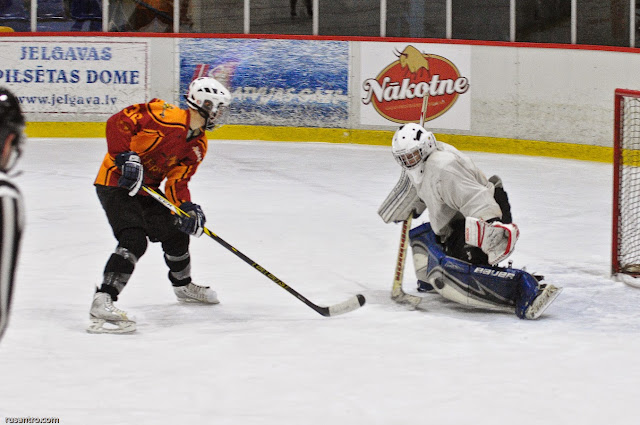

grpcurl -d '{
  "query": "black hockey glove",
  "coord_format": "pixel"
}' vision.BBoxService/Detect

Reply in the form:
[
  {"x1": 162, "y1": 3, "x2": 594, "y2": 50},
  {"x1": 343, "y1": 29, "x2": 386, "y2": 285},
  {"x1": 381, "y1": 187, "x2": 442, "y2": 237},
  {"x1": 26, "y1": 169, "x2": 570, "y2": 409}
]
[
  {"x1": 178, "y1": 201, "x2": 206, "y2": 237},
  {"x1": 115, "y1": 151, "x2": 143, "y2": 197}
]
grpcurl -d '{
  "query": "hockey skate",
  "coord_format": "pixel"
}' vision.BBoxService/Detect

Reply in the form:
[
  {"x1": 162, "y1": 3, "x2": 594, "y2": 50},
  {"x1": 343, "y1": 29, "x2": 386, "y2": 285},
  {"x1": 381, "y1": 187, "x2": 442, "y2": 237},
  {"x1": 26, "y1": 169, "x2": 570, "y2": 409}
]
[
  {"x1": 523, "y1": 284, "x2": 563, "y2": 320},
  {"x1": 173, "y1": 282, "x2": 219, "y2": 304},
  {"x1": 87, "y1": 291, "x2": 136, "y2": 334}
]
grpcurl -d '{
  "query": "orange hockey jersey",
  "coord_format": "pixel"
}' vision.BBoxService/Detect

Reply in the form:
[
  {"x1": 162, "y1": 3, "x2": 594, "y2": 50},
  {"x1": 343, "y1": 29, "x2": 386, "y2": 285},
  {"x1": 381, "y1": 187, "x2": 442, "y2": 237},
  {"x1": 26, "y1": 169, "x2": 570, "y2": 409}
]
[{"x1": 94, "y1": 99, "x2": 207, "y2": 206}]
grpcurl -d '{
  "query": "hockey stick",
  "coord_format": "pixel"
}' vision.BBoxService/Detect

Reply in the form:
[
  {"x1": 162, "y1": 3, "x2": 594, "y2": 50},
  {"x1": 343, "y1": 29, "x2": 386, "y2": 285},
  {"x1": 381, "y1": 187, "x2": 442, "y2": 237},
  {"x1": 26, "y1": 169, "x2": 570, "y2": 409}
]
[
  {"x1": 391, "y1": 216, "x2": 422, "y2": 306},
  {"x1": 390, "y1": 92, "x2": 430, "y2": 306},
  {"x1": 420, "y1": 91, "x2": 429, "y2": 127},
  {"x1": 142, "y1": 186, "x2": 366, "y2": 317}
]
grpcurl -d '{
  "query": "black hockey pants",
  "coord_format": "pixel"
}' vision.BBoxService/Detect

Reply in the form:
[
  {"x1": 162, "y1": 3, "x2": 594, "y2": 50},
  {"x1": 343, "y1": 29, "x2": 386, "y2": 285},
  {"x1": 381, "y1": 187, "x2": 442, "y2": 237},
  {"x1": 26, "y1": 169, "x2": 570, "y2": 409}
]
[{"x1": 95, "y1": 185, "x2": 191, "y2": 299}]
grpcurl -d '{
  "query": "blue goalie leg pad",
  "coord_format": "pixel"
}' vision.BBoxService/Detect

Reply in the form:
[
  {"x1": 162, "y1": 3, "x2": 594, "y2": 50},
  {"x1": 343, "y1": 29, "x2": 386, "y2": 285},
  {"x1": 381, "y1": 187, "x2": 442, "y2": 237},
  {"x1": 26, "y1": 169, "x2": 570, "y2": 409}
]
[{"x1": 409, "y1": 223, "x2": 540, "y2": 318}]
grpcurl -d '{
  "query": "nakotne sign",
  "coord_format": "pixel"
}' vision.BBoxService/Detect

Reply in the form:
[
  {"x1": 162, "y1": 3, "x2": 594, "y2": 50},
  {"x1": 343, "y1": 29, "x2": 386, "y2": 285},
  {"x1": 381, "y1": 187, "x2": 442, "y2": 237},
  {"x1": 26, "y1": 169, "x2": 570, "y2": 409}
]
[{"x1": 360, "y1": 42, "x2": 471, "y2": 130}]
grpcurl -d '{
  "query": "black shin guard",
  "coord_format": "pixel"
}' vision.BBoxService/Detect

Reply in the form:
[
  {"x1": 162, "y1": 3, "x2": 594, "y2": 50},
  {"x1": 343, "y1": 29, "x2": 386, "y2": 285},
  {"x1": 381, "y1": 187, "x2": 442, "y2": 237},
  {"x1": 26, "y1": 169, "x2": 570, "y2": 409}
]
[
  {"x1": 164, "y1": 252, "x2": 191, "y2": 287},
  {"x1": 99, "y1": 247, "x2": 138, "y2": 301}
]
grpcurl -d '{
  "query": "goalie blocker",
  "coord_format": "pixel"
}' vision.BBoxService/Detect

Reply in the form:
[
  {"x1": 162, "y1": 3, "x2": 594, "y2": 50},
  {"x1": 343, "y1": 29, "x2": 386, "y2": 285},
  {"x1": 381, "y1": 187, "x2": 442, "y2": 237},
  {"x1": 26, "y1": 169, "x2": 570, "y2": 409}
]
[{"x1": 410, "y1": 223, "x2": 561, "y2": 319}]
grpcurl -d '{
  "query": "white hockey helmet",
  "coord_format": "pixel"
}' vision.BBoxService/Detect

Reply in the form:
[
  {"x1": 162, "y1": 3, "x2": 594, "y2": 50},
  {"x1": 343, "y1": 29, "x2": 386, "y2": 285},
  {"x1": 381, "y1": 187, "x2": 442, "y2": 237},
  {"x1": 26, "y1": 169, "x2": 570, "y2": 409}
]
[
  {"x1": 185, "y1": 77, "x2": 232, "y2": 131},
  {"x1": 391, "y1": 123, "x2": 437, "y2": 170}
]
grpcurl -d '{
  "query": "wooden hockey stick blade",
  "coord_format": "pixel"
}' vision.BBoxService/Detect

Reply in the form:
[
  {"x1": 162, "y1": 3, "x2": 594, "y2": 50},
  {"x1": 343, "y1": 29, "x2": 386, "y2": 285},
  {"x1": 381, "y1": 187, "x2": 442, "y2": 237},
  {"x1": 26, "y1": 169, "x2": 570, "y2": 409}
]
[
  {"x1": 142, "y1": 186, "x2": 366, "y2": 317},
  {"x1": 392, "y1": 286, "x2": 423, "y2": 307}
]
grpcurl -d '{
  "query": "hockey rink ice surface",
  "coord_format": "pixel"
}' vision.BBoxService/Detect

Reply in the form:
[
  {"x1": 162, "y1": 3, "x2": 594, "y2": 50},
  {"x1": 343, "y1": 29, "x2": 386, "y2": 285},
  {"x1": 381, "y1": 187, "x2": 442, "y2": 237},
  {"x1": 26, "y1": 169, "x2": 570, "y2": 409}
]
[{"x1": 1, "y1": 137, "x2": 638, "y2": 425}]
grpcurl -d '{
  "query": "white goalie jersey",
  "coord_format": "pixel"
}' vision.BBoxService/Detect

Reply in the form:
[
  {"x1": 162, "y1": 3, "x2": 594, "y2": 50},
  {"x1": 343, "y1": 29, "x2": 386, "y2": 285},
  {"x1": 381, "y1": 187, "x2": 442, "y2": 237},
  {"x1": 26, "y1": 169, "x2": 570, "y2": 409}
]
[
  {"x1": 417, "y1": 142, "x2": 502, "y2": 239},
  {"x1": 380, "y1": 141, "x2": 503, "y2": 237}
]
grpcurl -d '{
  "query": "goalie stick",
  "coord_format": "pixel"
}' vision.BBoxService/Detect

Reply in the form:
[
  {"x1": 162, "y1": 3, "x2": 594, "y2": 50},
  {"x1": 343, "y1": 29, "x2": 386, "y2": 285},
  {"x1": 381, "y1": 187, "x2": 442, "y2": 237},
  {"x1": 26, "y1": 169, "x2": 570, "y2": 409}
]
[
  {"x1": 390, "y1": 92, "x2": 430, "y2": 306},
  {"x1": 420, "y1": 91, "x2": 428, "y2": 127},
  {"x1": 391, "y1": 216, "x2": 422, "y2": 306},
  {"x1": 142, "y1": 186, "x2": 366, "y2": 317}
]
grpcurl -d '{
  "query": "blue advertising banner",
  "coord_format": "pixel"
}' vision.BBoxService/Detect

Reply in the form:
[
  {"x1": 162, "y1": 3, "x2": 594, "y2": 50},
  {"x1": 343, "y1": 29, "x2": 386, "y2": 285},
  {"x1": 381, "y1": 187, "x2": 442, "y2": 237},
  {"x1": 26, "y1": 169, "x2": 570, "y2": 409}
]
[{"x1": 179, "y1": 38, "x2": 349, "y2": 128}]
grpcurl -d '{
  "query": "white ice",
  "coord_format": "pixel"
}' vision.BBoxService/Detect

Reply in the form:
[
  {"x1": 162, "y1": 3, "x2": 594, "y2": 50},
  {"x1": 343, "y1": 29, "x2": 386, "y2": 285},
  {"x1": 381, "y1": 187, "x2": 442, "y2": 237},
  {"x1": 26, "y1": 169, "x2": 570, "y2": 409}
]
[{"x1": 1, "y1": 137, "x2": 638, "y2": 425}]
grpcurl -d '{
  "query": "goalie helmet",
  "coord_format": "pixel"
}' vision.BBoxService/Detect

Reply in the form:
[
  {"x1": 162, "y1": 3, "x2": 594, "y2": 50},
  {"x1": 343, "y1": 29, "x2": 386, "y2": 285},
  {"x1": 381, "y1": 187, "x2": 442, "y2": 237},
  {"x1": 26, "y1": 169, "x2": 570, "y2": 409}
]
[
  {"x1": 185, "y1": 77, "x2": 231, "y2": 131},
  {"x1": 0, "y1": 87, "x2": 25, "y2": 173},
  {"x1": 391, "y1": 123, "x2": 436, "y2": 184}
]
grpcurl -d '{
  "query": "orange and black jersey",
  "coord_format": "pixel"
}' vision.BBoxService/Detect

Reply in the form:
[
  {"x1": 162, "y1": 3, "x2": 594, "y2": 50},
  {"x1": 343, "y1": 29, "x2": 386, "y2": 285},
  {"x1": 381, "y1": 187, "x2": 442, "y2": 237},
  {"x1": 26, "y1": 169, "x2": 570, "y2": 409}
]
[{"x1": 94, "y1": 98, "x2": 207, "y2": 206}]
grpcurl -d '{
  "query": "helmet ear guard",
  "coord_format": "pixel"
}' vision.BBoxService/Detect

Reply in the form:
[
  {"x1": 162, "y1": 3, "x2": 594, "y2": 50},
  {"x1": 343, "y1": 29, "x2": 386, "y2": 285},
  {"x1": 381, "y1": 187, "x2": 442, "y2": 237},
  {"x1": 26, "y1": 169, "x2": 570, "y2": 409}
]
[{"x1": 185, "y1": 77, "x2": 232, "y2": 131}]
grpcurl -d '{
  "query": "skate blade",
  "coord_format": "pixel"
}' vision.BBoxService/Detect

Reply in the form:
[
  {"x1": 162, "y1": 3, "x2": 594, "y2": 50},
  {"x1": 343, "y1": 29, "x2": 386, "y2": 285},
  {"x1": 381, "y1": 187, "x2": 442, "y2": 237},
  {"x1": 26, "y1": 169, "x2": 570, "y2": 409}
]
[
  {"x1": 87, "y1": 318, "x2": 136, "y2": 334},
  {"x1": 525, "y1": 285, "x2": 563, "y2": 320},
  {"x1": 176, "y1": 296, "x2": 220, "y2": 305}
]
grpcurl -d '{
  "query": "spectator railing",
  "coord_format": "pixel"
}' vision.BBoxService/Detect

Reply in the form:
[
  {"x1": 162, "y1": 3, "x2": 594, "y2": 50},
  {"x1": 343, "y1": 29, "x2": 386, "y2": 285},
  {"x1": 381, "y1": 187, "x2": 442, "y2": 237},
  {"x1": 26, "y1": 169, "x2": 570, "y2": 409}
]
[{"x1": 0, "y1": 1, "x2": 638, "y2": 48}]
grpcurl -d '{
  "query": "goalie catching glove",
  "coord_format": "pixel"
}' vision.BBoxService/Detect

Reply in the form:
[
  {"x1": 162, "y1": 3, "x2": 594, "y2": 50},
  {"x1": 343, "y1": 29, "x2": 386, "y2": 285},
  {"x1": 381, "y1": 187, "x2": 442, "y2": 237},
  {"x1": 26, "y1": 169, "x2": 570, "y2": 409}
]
[
  {"x1": 464, "y1": 217, "x2": 519, "y2": 265},
  {"x1": 115, "y1": 151, "x2": 144, "y2": 197},
  {"x1": 178, "y1": 201, "x2": 206, "y2": 237}
]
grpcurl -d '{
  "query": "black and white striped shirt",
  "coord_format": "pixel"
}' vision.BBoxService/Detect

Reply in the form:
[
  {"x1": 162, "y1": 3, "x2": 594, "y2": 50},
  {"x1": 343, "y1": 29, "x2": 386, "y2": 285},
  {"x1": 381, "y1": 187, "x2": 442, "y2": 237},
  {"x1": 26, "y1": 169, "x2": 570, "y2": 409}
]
[{"x1": 0, "y1": 173, "x2": 24, "y2": 342}]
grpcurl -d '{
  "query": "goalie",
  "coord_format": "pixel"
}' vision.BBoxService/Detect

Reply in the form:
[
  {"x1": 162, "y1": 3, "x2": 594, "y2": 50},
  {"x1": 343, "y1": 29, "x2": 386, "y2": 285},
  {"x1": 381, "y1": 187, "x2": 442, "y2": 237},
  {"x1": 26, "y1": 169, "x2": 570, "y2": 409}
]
[{"x1": 379, "y1": 123, "x2": 561, "y2": 319}]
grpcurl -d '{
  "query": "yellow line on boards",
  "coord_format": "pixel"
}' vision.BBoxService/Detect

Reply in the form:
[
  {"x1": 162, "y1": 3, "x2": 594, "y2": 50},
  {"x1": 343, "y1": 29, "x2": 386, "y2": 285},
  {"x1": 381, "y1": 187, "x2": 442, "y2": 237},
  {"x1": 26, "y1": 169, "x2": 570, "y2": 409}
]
[{"x1": 25, "y1": 122, "x2": 612, "y2": 163}]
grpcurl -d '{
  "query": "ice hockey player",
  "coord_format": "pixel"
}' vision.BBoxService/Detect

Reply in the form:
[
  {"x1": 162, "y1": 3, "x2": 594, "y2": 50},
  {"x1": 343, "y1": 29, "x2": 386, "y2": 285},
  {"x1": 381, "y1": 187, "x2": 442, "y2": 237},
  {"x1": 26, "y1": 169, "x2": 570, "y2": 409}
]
[
  {"x1": 0, "y1": 88, "x2": 26, "y2": 342},
  {"x1": 379, "y1": 123, "x2": 561, "y2": 319},
  {"x1": 88, "y1": 77, "x2": 231, "y2": 334}
]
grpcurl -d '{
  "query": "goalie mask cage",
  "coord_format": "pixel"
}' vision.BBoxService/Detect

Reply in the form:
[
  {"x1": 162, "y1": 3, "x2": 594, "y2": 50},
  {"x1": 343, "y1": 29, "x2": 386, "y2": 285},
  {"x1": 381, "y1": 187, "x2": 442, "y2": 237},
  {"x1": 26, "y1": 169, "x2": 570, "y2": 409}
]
[{"x1": 612, "y1": 88, "x2": 640, "y2": 279}]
